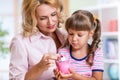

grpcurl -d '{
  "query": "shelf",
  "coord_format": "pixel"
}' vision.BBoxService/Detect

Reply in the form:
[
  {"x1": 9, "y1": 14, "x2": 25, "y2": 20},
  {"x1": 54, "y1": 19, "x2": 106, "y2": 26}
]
[
  {"x1": 104, "y1": 59, "x2": 119, "y2": 63},
  {"x1": 92, "y1": 2, "x2": 120, "y2": 80},
  {"x1": 102, "y1": 32, "x2": 118, "y2": 37},
  {"x1": 82, "y1": 2, "x2": 120, "y2": 10}
]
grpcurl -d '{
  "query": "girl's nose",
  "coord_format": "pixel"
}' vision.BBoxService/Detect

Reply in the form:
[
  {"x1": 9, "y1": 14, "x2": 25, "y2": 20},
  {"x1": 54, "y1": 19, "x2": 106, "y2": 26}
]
[{"x1": 73, "y1": 35, "x2": 77, "y2": 41}]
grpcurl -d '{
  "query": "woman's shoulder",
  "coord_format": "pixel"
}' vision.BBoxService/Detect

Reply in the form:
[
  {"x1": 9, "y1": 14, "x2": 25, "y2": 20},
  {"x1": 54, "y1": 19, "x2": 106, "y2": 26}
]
[
  {"x1": 9, "y1": 33, "x2": 25, "y2": 50},
  {"x1": 10, "y1": 33, "x2": 31, "y2": 47},
  {"x1": 57, "y1": 28, "x2": 68, "y2": 38},
  {"x1": 11, "y1": 33, "x2": 27, "y2": 43},
  {"x1": 58, "y1": 27, "x2": 67, "y2": 34},
  {"x1": 11, "y1": 33, "x2": 23, "y2": 41},
  {"x1": 10, "y1": 34, "x2": 23, "y2": 46}
]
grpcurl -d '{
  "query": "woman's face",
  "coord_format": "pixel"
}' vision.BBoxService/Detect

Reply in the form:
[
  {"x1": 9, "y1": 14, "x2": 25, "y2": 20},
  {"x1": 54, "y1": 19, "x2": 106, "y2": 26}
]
[{"x1": 36, "y1": 4, "x2": 58, "y2": 35}]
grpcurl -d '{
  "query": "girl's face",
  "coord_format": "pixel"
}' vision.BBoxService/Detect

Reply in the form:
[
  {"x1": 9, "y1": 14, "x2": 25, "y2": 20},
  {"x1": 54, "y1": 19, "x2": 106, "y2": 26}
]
[
  {"x1": 36, "y1": 4, "x2": 58, "y2": 35},
  {"x1": 68, "y1": 29, "x2": 93, "y2": 50}
]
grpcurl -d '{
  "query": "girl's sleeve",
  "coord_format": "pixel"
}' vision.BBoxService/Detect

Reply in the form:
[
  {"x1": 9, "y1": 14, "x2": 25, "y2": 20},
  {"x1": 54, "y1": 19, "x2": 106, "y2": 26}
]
[
  {"x1": 9, "y1": 36, "x2": 28, "y2": 80},
  {"x1": 92, "y1": 48, "x2": 104, "y2": 72}
]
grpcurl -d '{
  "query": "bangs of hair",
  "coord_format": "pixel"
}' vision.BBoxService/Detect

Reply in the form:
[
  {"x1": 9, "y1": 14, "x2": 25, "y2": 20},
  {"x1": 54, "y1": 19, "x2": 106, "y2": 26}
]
[
  {"x1": 39, "y1": 0, "x2": 64, "y2": 24},
  {"x1": 65, "y1": 14, "x2": 91, "y2": 31},
  {"x1": 39, "y1": 0, "x2": 60, "y2": 9}
]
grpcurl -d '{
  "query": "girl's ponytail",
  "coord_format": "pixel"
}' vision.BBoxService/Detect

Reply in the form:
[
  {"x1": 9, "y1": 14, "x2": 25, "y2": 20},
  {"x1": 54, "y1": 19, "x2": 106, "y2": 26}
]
[{"x1": 86, "y1": 18, "x2": 101, "y2": 66}]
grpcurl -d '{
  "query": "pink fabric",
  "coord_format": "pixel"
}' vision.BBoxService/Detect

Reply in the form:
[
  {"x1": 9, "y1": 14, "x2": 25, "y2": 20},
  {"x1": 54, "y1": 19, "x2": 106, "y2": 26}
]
[
  {"x1": 9, "y1": 29, "x2": 66, "y2": 80},
  {"x1": 56, "y1": 60, "x2": 70, "y2": 74},
  {"x1": 58, "y1": 47, "x2": 104, "y2": 77}
]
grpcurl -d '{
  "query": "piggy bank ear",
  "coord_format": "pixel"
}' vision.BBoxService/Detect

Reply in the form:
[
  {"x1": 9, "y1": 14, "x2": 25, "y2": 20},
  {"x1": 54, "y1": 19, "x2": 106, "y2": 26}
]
[
  {"x1": 61, "y1": 55, "x2": 66, "y2": 61},
  {"x1": 56, "y1": 54, "x2": 66, "y2": 62}
]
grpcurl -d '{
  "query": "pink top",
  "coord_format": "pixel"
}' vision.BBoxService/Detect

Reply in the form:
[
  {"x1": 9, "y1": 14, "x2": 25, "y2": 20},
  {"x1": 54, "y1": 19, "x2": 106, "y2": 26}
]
[
  {"x1": 58, "y1": 47, "x2": 104, "y2": 77},
  {"x1": 9, "y1": 29, "x2": 66, "y2": 80}
]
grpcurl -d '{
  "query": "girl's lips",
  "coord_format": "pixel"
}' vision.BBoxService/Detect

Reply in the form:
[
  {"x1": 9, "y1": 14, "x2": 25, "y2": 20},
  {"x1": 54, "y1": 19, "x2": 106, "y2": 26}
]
[
  {"x1": 72, "y1": 43, "x2": 77, "y2": 45},
  {"x1": 71, "y1": 43, "x2": 78, "y2": 47}
]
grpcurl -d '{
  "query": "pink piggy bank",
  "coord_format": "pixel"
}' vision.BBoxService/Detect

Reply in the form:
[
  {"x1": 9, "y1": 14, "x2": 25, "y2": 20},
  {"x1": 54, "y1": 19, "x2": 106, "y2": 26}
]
[{"x1": 56, "y1": 56, "x2": 70, "y2": 74}]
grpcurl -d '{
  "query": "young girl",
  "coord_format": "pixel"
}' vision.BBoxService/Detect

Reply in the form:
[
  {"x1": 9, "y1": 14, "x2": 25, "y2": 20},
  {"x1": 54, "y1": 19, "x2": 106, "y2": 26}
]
[{"x1": 54, "y1": 10, "x2": 104, "y2": 80}]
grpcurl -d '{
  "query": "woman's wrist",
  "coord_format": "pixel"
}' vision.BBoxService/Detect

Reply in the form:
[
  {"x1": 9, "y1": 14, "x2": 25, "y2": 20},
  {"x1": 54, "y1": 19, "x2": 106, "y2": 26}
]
[{"x1": 37, "y1": 63, "x2": 46, "y2": 72}]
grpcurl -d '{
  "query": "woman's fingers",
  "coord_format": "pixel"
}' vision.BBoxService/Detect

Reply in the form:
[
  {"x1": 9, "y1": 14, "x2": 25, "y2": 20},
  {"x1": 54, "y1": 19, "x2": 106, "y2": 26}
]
[
  {"x1": 43, "y1": 53, "x2": 60, "y2": 65},
  {"x1": 38, "y1": 53, "x2": 60, "y2": 71},
  {"x1": 47, "y1": 53, "x2": 60, "y2": 60},
  {"x1": 43, "y1": 53, "x2": 60, "y2": 61}
]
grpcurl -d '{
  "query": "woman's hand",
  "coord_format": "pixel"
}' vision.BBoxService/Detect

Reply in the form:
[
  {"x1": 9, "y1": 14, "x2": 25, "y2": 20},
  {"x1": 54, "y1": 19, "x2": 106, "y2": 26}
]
[
  {"x1": 25, "y1": 53, "x2": 60, "y2": 80},
  {"x1": 38, "y1": 53, "x2": 60, "y2": 71}
]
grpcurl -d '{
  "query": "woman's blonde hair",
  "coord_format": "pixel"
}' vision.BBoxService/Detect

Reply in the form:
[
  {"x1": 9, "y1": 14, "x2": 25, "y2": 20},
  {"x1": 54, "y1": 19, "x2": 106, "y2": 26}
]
[{"x1": 22, "y1": 0, "x2": 64, "y2": 37}]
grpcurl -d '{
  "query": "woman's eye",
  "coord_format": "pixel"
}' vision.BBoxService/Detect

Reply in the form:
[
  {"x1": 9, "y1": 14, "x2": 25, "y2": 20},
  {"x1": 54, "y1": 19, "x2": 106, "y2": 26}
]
[
  {"x1": 51, "y1": 12, "x2": 57, "y2": 16},
  {"x1": 40, "y1": 17, "x2": 46, "y2": 20},
  {"x1": 68, "y1": 33, "x2": 73, "y2": 35}
]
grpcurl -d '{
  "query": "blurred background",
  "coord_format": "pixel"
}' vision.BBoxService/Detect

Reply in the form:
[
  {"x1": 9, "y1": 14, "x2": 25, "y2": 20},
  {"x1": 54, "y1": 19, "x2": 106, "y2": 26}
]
[{"x1": 0, "y1": 0, "x2": 120, "y2": 80}]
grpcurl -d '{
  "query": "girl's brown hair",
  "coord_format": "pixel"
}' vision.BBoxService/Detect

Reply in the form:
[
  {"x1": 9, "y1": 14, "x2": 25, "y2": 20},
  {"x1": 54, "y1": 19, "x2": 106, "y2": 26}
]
[
  {"x1": 22, "y1": 0, "x2": 64, "y2": 37},
  {"x1": 65, "y1": 10, "x2": 101, "y2": 66}
]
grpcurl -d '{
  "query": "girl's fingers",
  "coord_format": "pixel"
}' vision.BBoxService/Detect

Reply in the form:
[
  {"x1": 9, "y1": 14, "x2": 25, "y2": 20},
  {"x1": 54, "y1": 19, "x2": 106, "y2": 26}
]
[
  {"x1": 54, "y1": 69, "x2": 61, "y2": 80},
  {"x1": 69, "y1": 68, "x2": 75, "y2": 73},
  {"x1": 60, "y1": 72, "x2": 72, "y2": 79},
  {"x1": 54, "y1": 69, "x2": 71, "y2": 80}
]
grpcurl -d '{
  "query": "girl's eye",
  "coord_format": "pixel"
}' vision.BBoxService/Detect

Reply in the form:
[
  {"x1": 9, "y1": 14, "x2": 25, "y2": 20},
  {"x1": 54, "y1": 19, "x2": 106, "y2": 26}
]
[
  {"x1": 78, "y1": 34, "x2": 82, "y2": 37},
  {"x1": 51, "y1": 12, "x2": 57, "y2": 16}
]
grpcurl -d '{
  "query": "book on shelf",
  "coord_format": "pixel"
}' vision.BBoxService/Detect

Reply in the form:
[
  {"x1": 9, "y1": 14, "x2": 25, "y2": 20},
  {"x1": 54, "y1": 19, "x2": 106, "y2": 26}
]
[
  {"x1": 107, "y1": 63, "x2": 119, "y2": 80},
  {"x1": 109, "y1": 19, "x2": 118, "y2": 32},
  {"x1": 104, "y1": 38, "x2": 118, "y2": 59}
]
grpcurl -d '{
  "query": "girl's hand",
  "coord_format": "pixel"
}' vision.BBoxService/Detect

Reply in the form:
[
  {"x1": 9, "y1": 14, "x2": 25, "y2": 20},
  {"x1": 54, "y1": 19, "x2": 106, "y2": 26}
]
[
  {"x1": 68, "y1": 68, "x2": 77, "y2": 79},
  {"x1": 38, "y1": 53, "x2": 60, "y2": 71},
  {"x1": 54, "y1": 68, "x2": 72, "y2": 80},
  {"x1": 69, "y1": 68, "x2": 83, "y2": 80}
]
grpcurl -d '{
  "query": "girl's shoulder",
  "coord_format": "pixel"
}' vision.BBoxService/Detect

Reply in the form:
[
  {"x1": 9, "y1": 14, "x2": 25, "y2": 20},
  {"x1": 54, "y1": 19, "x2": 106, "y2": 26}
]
[
  {"x1": 58, "y1": 47, "x2": 69, "y2": 52},
  {"x1": 95, "y1": 48, "x2": 104, "y2": 56},
  {"x1": 58, "y1": 47, "x2": 70, "y2": 58},
  {"x1": 58, "y1": 47, "x2": 70, "y2": 54},
  {"x1": 95, "y1": 48, "x2": 103, "y2": 52}
]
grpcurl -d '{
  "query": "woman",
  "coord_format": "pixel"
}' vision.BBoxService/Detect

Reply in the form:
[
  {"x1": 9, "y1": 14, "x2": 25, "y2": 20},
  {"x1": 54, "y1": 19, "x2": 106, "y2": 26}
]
[{"x1": 9, "y1": 0, "x2": 66, "y2": 80}]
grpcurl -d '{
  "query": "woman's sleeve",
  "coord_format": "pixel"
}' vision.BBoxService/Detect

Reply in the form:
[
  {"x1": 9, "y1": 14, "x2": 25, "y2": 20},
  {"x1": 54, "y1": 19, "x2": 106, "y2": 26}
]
[
  {"x1": 92, "y1": 48, "x2": 104, "y2": 72},
  {"x1": 9, "y1": 36, "x2": 28, "y2": 80}
]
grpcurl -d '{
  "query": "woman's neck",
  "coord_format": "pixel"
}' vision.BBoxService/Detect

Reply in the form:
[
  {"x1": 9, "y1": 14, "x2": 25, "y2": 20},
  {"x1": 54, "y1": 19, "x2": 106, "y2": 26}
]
[{"x1": 50, "y1": 32, "x2": 61, "y2": 49}]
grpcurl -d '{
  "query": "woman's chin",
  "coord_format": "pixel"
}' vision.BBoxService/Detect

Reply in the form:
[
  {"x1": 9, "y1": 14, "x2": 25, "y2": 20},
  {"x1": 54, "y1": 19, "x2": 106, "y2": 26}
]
[{"x1": 49, "y1": 28, "x2": 56, "y2": 32}]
